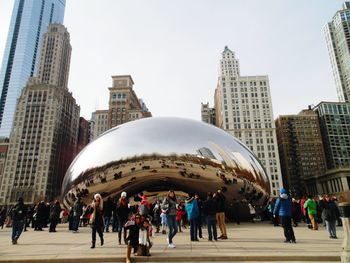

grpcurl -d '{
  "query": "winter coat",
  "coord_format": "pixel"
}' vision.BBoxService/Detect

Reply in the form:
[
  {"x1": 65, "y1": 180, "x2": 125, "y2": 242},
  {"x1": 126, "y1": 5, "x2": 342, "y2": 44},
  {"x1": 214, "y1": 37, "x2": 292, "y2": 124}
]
[
  {"x1": 73, "y1": 201, "x2": 84, "y2": 217},
  {"x1": 49, "y1": 203, "x2": 62, "y2": 220},
  {"x1": 12, "y1": 202, "x2": 27, "y2": 221},
  {"x1": 273, "y1": 194, "x2": 292, "y2": 217},
  {"x1": 304, "y1": 199, "x2": 317, "y2": 215},
  {"x1": 321, "y1": 201, "x2": 339, "y2": 222},
  {"x1": 90, "y1": 206, "x2": 104, "y2": 229},
  {"x1": 161, "y1": 197, "x2": 177, "y2": 216},
  {"x1": 203, "y1": 197, "x2": 218, "y2": 216},
  {"x1": 215, "y1": 193, "x2": 226, "y2": 213},
  {"x1": 185, "y1": 198, "x2": 199, "y2": 220},
  {"x1": 116, "y1": 198, "x2": 129, "y2": 219}
]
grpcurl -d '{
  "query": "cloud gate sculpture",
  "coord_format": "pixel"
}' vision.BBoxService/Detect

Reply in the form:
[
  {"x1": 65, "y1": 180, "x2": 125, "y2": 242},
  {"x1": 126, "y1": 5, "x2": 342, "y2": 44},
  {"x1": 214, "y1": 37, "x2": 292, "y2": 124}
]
[{"x1": 61, "y1": 117, "x2": 270, "y2": 211}]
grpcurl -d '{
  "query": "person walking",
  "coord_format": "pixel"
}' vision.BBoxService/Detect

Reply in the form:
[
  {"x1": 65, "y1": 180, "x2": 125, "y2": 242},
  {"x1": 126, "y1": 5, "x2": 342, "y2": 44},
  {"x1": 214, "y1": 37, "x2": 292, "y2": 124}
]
[
  {"x1": 215, "y1": 189, "x2": 227, "y2": 239},
  {"x1": 90, "y1": 193, "x2": 104, "y2": 248},
  {"x1": 11, "y1": 197, "x2": 27, "y2": 244},
  {"x1": 185, "y1": 193, "x2": 200, "y2": 241},
  {"x1": 273, "y1": 188, "x2": 296, "y2": 243},
  {"x1": 161, "y1": 190, "x2": 178, "y2": 248},
  {"x1": 72, "y1": 197, "x2": 84, "y2": 233},
  {"x1": 49, "y1": 200, "x2": 62, "y2": 232},
  {"x1": 320, "y1": 195, "x2": 339, "y2": 239},
  {"x1": 304, "y1": 196, "x2": 318, "y2": 230},
  {"x1": 203, "y1": 192, "x2": 218, "y2": 241},
  {"x1": 116, "y1": 191, "x2": 129, "y2": 245}
]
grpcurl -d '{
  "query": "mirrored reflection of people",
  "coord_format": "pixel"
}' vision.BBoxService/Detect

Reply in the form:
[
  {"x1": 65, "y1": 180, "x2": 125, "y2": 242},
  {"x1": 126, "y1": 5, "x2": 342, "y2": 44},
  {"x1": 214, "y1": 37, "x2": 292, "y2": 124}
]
[
  {"x1": 215, "y1": 189, "x2": 227, "y2": 239},
  {"x1": 161, "y1": 190, "x2": 178, "y2": 248},
  {"x1": 273, "y1": 188, "x2": 296, "y2": 243},
  {"x1": 90, "y1": 193, "x2": 104, "y2": 249}
]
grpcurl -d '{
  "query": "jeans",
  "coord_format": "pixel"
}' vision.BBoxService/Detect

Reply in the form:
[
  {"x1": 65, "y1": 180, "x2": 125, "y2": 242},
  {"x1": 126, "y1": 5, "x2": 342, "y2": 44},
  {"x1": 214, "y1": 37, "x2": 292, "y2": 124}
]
[
  {"x1": 190, "y1": 218, "x2": 198, "y2": 241},
  {"x1": 166, "y1": 214, "x2": 178, "y2": 244},
  {"x1": 73, "y1": 216, "x2": 80, "y2": 231},
  {"x1": 104, "y1": 216, "x2": 111, "y2": 231},
  {"x1": 206, "y1": 215, "x2": 217, "y2": 240},
  {"x1": 12, "y1": 220, "x2": 24, "y2": 241},
  {"x1": 280, "y1": 216, "x2": 295, "y2": 242},
  {"x1": 325, "y1": 220, "x2": 337, "y2": 237}
]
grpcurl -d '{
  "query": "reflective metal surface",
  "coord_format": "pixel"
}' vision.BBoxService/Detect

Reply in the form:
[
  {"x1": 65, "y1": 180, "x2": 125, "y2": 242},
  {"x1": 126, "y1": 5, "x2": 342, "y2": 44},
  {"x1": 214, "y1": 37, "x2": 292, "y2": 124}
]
[{"x1": 61, "y1": 117, "x2": 270, "y2": 208}]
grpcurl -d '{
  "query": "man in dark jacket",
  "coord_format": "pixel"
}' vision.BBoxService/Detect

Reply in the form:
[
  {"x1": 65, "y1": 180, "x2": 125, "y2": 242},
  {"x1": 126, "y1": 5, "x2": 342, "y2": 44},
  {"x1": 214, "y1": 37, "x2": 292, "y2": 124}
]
[
  {"x1": 11, "y1": 197, "x2": 27, "y2": 244},
  {"x1": 73, "y1": 198, "x2": 84, "y2": 233},
  {"x1": 320, "y1": 195, "x2": 339, "y2": 238},
  {"x1": 203, "y1": 192, "x2": 218, "y2": 241},
  {"x1": 273, "y1": 188, "x2": 296, "y2": 243},
  {"x1": 103, "y1": 197, "x2": 113, "y2": 232},
  {"x1": 49, "y1": 200, "x2": 62, "y2": 232}
]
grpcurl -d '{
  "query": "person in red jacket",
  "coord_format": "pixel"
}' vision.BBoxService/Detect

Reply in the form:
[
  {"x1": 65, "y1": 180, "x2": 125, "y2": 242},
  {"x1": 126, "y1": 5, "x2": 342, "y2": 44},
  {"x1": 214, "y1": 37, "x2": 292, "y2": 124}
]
[{"x1": 176, "y1": 204, "x2": 186, "y2": 232}]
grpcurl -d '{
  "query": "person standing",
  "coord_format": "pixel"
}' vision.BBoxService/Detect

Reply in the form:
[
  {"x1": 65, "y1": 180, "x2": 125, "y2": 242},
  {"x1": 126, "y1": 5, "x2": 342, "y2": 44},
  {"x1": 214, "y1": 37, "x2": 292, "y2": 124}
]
[
  {"x1": 103, "y1": 197, "x2": 113, "y2": 232},
  {"x1": 273, "y1": 188, "x2": 296, "y2": 243},
  {"x1": 194, "y1": 193, "x2": 203, "y2": 238},
  {"x1": 125, "y1": 214, "x2": 141, "y2": 263},
  {"x1": 116, "y1": 191, "x2": 129, "y2": 245},
  {"x1": 90, "y1": 193, "x2": 104, "y2": 248},
  {"x1": 49, "y1": 200, "x2": 62, "y2": 232},
  {"x1": 72, "y1": 197, "x2": 84, "y2": 233},
  {"x1": 161, "y1": 190, "x2": 178, "y2": 248},
  {"x1": 304, "y1": 196, "x2": 318, "y2": 230},
  {"x1": 320, "y1": 195, "x2": 339, "y2": 239},
  {"x1": 11, "y1": 197, "x2": 27, "y2": 244},
  {"x1": 203, "y1": 192, "x2": 218, "y2": 241},
  {"x1": 185, "y1": 193, "x2": 200, "y2": 241},
  {"x1": 215, "y1": 190, "x2": 227, "y2": 239}
]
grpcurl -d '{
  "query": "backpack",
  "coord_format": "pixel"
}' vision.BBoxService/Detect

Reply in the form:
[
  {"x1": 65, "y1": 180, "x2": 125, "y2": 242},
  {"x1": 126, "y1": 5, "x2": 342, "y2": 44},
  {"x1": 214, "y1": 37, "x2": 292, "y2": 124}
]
[{"x1": 139, "y1": 204, "x2": 149, "y2": 216}]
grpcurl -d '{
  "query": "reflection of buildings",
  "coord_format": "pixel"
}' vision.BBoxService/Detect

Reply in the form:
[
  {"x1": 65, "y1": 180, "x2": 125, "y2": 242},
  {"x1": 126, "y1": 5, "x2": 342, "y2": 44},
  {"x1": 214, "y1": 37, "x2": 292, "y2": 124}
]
[
  {"x1": 0, "y1": 24, "x2": 80, "y2": 205},
  {"x1": 90, "y1": 75, "x2": 152, "y2": 141},
  {"x1": 204, "y1": 46, "x2": 282, "y2": 196},
  {"x1": 77, "y1": 117, "x2": 90, "y2": 155},
  {"x1": 201, "y1": 102, "x2": 216, "y2": 125},
  {"x1": 197, "y1": 147, "x2": 216, "y2": 160},
  {"x1": 276, "y1": 108, "x2": 327, "y2": 197},
  {"x1": 0, "y1": 0, "x2": 66, "y2": 138}
]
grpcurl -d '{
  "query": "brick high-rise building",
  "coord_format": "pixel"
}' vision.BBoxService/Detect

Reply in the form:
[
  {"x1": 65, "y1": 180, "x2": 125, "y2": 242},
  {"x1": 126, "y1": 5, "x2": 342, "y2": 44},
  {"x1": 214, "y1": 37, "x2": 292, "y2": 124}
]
[
  {"x1": 275, "y1": 108, "x2": 327, "y2": 197},
  {"x1": 0, "y1": 24, "x2": 79, "y2": 204}
]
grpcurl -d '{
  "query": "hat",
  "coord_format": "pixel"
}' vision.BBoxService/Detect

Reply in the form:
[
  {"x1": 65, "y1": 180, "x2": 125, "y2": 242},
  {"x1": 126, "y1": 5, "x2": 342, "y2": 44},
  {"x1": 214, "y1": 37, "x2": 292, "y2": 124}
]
[
  {"x1": 121, "y1": 192, "x2": 127, "y2": 197},
  {"x1": 279, "y1": 188, "x2": 287, "y2": 194}
]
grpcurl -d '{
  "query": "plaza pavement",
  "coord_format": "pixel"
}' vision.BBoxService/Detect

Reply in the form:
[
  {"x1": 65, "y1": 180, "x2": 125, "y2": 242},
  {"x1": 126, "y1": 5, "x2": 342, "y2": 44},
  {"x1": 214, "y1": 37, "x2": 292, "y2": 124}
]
[{"x1": 0, "y1": 222, "x2": 343, "y2": 262}]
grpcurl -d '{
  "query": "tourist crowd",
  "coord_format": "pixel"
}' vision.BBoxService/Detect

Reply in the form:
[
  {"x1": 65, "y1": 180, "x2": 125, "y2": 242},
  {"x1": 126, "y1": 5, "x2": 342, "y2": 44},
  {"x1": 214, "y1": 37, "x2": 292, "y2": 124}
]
[{"x1": 0, "y1": 188, "x2": 343, "y2": 263}]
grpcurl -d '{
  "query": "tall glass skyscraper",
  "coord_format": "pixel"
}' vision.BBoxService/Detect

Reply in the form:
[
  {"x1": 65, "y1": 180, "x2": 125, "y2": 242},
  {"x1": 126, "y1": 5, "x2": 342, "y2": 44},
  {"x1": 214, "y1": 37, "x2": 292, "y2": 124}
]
[
  {"x1": 0, "y1": 0, "x2": 66, "y2": 138},
  {"x1": 325, "y1": 2, "x2": 350, "y2": 103}
]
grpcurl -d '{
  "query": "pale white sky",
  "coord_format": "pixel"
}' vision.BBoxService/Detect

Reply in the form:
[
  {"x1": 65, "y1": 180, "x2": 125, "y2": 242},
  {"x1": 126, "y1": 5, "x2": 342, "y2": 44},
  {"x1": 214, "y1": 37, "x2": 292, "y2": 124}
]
[{"x1": 0, "y1": 1, "x2": 344, "y2": 120}]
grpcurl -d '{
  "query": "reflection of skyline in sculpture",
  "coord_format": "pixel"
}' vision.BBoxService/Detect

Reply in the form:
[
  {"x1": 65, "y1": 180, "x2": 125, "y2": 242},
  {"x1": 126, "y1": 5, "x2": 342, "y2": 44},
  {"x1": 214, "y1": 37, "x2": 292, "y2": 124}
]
[
  {"x1": 196, "y1": 147, "x2": 216, "y2": 160},
  {"x1": 61, "y1": 117, "x2": 270, "y2": 211}
]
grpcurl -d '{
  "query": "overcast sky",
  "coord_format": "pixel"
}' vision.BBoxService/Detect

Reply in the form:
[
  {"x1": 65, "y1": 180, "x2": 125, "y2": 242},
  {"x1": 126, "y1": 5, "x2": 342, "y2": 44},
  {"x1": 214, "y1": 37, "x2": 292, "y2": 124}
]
[{"x1": 0, "y1": 1, "x2": 345, "y2": 120}]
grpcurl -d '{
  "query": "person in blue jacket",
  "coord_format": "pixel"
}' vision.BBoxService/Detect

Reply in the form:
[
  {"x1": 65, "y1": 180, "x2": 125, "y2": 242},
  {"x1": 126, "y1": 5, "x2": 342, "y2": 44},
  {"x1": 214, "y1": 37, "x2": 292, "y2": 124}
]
[
  {"x1": 185, "y1": 193, "x2": 200, "y2": 241},
  {"x1": 273, "y1": 188, "x2": 296, "y2": 243}
]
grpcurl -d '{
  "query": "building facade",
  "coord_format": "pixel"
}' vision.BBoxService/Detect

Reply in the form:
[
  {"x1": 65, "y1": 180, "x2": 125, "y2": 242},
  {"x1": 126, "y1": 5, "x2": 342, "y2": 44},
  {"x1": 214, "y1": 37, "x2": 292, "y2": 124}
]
[
  {"x1": 76, "y1": 117, "x2": 90, "y2": 155},
  {"x1": 325, "y1": 2, "x2": 350, "y2": 102},
  {"x1": 0, "y1": 24, "x2": 79, "y2": 205},
  {"x1": 0, "y1": 139, "x2": 9, "y2": 188},
  {"x1": 0, "y1": 0, "x2": 66, "y2": 138},
  {"x1": 201, "y1": 102, "x2": 216, "y2": 125},
  {"x1": 275, "y1": 109, "x2": 327, "y2": 197},
  {"x1": 90, "y1": 75, "x2": 152, "y2": 141},
  {"x1": 214, "y1": 46, "x2": 283, "y2": 196}
]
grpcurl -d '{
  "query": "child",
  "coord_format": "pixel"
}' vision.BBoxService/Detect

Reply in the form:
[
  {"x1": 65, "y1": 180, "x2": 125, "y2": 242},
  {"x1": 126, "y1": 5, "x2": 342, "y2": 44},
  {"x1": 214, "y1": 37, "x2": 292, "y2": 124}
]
[
  {"x1": 137, "y1": 219, "x2": 152, "y2": 256},
  {"x1": 125, "y1": 214, "x2": 141, "y2": 263},
  {"x1": 176, "y1": 205, "x2": 185, "y2": 232},
  {"x1": 160, "y1": 210, "x2": 167, "y2": 234}
]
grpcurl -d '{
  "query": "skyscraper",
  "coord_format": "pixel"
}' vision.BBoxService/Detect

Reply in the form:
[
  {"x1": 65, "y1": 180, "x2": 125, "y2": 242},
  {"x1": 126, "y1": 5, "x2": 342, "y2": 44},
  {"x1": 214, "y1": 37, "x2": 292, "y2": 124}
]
[
  {"x1": 0, "y1": 24, "x2": 79, "y2": 205},
  {"x1": 275, "y1": 108, "x2": 326, "y2": 197},
  {"x1": 201, "y1": 102, "x2": 216, "y2": 125},
  {"x1": 0, "y1": 0, "x2": 65, "y2": 138},
  {"x1": 214, "y1": 46, "x2": 283, "y2": 196},
  {"x1": 325, "y1": 2, "x2": 350, "y2": 102}
]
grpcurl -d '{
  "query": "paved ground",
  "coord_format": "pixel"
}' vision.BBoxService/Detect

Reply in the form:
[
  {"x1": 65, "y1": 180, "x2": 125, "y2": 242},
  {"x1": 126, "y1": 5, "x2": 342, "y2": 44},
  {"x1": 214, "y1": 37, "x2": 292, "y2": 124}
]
[{"x1": 0, "y1": 222, "x2": 343, "y2": 262}]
